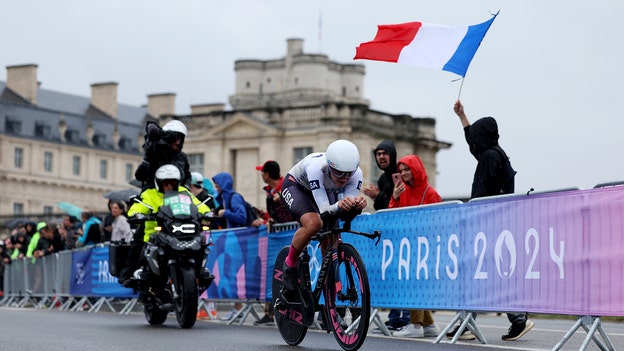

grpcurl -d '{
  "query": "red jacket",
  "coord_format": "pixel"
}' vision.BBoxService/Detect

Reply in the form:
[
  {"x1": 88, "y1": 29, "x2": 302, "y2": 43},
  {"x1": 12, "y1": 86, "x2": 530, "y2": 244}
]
[{"x1": 388, "y1": 155, "x2": 441, "y2": 208}]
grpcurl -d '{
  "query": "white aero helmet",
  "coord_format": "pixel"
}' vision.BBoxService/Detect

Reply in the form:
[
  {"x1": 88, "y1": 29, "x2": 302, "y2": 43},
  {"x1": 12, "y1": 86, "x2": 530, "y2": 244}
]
[
  {"x1": 162, "y1": 120, "x2": 188, "y2": 136},
  {"x1": 326, "y1": 139, "x2": 360, "y2": 177},
  {"x1": 154, "y1": 164, "x2": 181, "y2": 191}
]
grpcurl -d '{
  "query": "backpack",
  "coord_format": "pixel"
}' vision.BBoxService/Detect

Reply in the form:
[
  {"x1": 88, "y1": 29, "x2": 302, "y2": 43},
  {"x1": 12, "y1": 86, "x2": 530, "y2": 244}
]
[
  {"x1": 228, "y1": 192, "x2": 259, "y2": 227},
  {"x1": 493, "y1": 146, "x2": 517, "y2": 194}
]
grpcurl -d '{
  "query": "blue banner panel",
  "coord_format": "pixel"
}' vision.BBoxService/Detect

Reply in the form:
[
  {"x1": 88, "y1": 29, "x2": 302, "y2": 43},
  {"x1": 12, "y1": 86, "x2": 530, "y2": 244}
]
[
  {"x1": 90, "y1": 247, "x2": 136, "y2": 298},
  {"x1": 70, "y1": 250, "x2": 93, "y2": 296},
  {"x1": 205, "y1": 227, "x2": 264, "y2": 300}
]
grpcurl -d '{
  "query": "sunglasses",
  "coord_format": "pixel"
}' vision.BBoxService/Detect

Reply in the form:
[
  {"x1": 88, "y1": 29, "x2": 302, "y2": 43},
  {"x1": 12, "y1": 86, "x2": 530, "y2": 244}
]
[{"x1": 329, "y1": 167, "x2": 353, "y2": 179}]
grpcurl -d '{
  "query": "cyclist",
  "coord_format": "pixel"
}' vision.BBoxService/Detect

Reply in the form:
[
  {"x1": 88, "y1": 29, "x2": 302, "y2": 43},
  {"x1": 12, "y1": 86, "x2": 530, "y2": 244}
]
[{"x1": 280, "y1": 139, "x2": 367, "y2": 291}]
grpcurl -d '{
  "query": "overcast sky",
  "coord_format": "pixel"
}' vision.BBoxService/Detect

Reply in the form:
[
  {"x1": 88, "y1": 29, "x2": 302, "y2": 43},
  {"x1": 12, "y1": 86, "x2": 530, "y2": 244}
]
[{"x1": 2, "y1": 0, "x2": 623, "y2": 198}]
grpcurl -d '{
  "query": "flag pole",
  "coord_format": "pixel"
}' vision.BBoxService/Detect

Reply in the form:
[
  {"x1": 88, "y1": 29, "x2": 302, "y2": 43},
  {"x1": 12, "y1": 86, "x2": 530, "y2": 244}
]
[{"x1": 457, "y1": 77, "x2": 465, "y2": 101}]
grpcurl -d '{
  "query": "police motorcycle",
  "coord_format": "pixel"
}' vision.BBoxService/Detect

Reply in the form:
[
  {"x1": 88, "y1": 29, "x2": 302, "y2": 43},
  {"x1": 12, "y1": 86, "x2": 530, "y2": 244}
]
[{"x1": 110, "y1": 167, "x2": 214, "y2": 329}]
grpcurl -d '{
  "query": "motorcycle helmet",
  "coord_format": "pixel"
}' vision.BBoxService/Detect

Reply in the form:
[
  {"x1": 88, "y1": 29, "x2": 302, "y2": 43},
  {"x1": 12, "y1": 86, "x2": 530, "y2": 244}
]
[
  {"x1": 154, "y1": 164, "x2": 181, "y2": 192},
  {"x1": 326, "y1": 139, "x2": 360, "y2": 178},
  {"x1": 162, "y1": 120, "x2": 187, "y2": 148}
]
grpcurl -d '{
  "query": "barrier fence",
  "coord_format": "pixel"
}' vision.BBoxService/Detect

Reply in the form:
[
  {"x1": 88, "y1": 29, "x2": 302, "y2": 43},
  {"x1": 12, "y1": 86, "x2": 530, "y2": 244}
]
[{"x1": 2, "y1": 185, "x2": 624, "y2": 350}]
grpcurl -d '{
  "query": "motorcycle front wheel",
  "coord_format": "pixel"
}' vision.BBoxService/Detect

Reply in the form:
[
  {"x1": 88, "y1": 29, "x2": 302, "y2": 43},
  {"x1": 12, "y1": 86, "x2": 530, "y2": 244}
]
[
  {"x1": 144, "y1": 303, "x2": 168, "y2": 325},
  {"x1": 175, "y1": 266, "x2": 199, "y2": 329}
]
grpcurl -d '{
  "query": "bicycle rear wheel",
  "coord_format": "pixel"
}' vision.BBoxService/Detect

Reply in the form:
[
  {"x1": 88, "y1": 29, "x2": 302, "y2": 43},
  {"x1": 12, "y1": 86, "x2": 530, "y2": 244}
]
[
  {"x1": 324, "y1": 243, "x2": 370, "y2": 351},
  {"x1": 272, "y1": 246, "x2": 308, "y2": 346}
]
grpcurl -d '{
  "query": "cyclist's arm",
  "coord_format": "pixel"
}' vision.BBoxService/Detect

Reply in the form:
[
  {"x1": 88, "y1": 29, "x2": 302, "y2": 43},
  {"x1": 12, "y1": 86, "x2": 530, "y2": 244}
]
[{"x1": 306, "y1": 163, "x2": 338, "y2": 214}]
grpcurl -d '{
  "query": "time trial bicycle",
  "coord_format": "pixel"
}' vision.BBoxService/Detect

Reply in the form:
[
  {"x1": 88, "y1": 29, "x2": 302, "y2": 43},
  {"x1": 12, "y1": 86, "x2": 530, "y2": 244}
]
[{"x1": 272, "y1": 208, "x2": 381, "y2": 351}]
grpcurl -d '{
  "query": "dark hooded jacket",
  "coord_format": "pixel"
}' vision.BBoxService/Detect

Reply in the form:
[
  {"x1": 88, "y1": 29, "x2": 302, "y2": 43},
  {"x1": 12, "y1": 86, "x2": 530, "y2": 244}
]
[
  {"x1": 464, "y1": 117, "x2": 514, "y2": 198},
  {"x1": 212, "y1": 172, "x2": 247, "y2": 228},
  {"x1": 135, "y1": 122, "x2": 191, "y2": 191},
  {"x1": 372, "y1": 140, "x2": 398, "y2": 210}
]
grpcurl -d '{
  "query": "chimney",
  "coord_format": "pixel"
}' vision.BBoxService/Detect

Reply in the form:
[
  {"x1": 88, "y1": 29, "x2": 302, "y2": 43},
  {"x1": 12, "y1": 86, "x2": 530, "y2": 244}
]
[
  {"x1": 6, "y1": 64, "x2": 38, "y2": 104},
  {"x1": 90, "y1": 82, "x2": 118, "y2": 118},
  {"x1": 147, "y1": 93, "x2": 176, "y2": 118},
  {"x1": 286, "y1": 38, "x2": 304, "y2": 68},
  {"x1": 190, "y1": 103, "x2": 225, "y2": 115}
]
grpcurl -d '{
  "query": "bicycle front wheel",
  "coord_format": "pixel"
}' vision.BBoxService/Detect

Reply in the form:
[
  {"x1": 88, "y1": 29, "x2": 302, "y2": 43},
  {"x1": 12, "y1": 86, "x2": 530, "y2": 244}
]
[{"x1": 323, "y1": 243, "x2": 370, "y2": 351}]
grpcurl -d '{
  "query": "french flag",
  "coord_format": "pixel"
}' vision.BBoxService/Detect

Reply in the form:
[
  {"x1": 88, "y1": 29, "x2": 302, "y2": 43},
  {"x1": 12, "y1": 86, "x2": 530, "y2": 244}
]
[{"x1": 354, "y1": 13, "x2": 497, "y2": 77}]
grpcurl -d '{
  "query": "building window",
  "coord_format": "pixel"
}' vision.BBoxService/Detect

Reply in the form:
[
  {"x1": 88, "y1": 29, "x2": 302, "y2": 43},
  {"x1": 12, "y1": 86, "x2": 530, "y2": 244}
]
[
  {"x1": 65, "y1": 129, "x2": 79, "y2": 142},
  {"x1": 44, "y1": 151, "x2": 53, "y2": 172},
  {"x1": 43, "y1": 206, "x2": 53, "y2": 215},
  {"x1": 188, "y1": 153, "x2": 204, "y2": 173},
  {"x1": 246, "y1": 81, "x2": 250, "y2": 89},
  {"x1": 72, "y1": 156, "x2": 81, "y2": 175},
  {"x1": 125, "y1": 163, "x2": 134, "y2": 182},
  {"x1": 93, "y1": 134, "x2": 107, "y2": 147},
  {"x1": 293, "y1": 147, "x2": 312, "y2": 164},
  {"x1": 13, "y1": 203, "x2": 24, "y2": 215},
  {"x1": 35, "y1": 122, "x2": 52, "y2": 138},
  {"x1": 294, "y1": 77, "x2": 299, "y2": 85},
  {"x1": 6, "y1": 119, "x2": 22, "y2": 134},
  {"x1": 119, "y1": 137, "x2": 133, "y2": 151},
  {"x1": 100, "y1": 159, "x2": 108, "y2": 179},
  {"x1": 342, "y1": 86, "x2": 347, "y2": 96},
  {"x1": 14, "y1": 147, "x2": 24, "y2": 168}
]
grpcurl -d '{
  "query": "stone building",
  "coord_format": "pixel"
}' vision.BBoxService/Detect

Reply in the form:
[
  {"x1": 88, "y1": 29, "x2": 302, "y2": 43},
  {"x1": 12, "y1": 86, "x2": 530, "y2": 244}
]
[
  {"x1": 0, "y1": 38, "x2": 450, "y2": 225},
  {"x1": 170, "y1": 39, "x2": 451, "y2": 209}
]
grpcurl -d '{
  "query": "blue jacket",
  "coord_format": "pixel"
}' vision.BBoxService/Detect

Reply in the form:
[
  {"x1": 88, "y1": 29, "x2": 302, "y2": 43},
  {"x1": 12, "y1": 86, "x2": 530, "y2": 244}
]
[{"x1": 212, "y1": 172, "x2": 246, "y2": 228}]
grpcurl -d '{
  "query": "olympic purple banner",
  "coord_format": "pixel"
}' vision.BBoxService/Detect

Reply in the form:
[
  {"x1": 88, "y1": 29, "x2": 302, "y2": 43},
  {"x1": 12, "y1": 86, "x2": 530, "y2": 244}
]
[
  {"x1": 348, "y1": 186, "x2": 624, "y2": 315},
  {"x1": 200, "y1": 186, "x2": 624, "y2": 316}
]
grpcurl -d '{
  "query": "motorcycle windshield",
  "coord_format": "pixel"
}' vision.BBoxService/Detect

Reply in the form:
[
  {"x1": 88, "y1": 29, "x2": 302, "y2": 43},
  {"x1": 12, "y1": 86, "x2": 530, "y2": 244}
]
[{"x1": 163, "y1": 191, "x2": 193, "y2": 217}]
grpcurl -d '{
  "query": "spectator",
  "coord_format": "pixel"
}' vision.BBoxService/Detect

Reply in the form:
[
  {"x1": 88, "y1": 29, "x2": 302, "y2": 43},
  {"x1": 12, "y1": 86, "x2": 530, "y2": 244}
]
[
  {"x1": 448, "y1": 100, "x2": 532, "y2": 342},
  {"x1": 101, "y1": 200, "x2": 115, "y2": 243},
  {"x1": 76, "y1": 211, "x2": 102, "y2": 247},
  {"x1": 362, "y1": 140, "x2": 399, "y2": 210},
  {"x1": 110, "y1": 201, "x2": 132, "y2": 243},
  {"x1": 212, "y1": 172, "x2": 248, "y2": 229},
  {"x1": 388, "y1": 155, "x2": 441, "y2": 338},
  {"x1": 253, "y1": 160, "x2": 293, "y2": 226},
  {"x1": 189, "y1": 172, "x2": 216, "y2": 210},
  {"x1": 59, "y1": 215, "x2": 80, "y2": 250},
  {"x1": 32, "y1": 223, "x2": 60, "y2": 259},
  {"x1": 135, "y1": 120, "x2": 191, "y2": 191},
  {"x1": 0, "y1": 240, "x2": 11, "y2": 295},
  {"x1": 211, "y1": 171, "x2": 247, "y2": 319},
  {"x1": 9, "y1": 228, "x2": 29, "y2": 260},
  {"x1": 362, "y1": 140, "x2": 409, "y2": 331},
  {"x1": 252, "y1": 160, "x2": 294, "y2": 326},
  {"x1": 26, "y1": 222, "x2": 48, "y2": 259}
]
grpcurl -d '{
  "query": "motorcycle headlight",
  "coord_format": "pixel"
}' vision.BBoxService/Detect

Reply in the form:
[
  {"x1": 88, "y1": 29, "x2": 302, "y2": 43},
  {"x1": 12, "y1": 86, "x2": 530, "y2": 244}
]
[
  {"x1": 171, "y1": 223, "x2": 196, "y2": 234},
  {"x1": 154, "y1": 226, "x2": 162, "y2": 231}
]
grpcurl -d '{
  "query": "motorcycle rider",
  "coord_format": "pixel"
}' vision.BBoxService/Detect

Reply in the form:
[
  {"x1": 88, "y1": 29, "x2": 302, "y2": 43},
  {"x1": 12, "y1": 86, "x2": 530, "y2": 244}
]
[
  {"x1": 118, "y1": 164, "x2": 210, "y2": 286},
  {"x1": 134, "y1": 119, "x2": 192, "y2": 191}
]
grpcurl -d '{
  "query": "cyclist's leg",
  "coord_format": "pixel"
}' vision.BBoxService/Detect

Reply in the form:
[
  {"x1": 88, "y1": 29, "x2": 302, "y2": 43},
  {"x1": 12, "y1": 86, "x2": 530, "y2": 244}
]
[
  {"x1": 281, "y1": 177, "x2": 321, "y2": 290},
  {"x1": 283, "y1": 213, "x2": 321, "y2": 290}
]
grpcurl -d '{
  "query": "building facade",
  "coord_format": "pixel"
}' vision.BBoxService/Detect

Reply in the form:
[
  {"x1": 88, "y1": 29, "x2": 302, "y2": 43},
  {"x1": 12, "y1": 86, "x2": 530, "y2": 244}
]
[{"x1": 0, "y1": 39, "x2": 450, "y2": 227}]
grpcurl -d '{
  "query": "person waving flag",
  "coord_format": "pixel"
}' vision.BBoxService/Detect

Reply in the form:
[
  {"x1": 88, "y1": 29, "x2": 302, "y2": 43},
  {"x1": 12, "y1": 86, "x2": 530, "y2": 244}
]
[{"x1": 354, "y1": 12, "x2": 498, "y2": 77}]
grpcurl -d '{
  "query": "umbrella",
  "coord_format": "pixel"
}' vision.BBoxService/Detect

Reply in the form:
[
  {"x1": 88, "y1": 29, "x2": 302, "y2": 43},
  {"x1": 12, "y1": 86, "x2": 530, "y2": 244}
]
[
  {"x1": 103, "y1": 188, "x2": 140, "y2": 202},
  {"x1": 57, "y1": 202, "x2": 84, "y2": 218},
  {"x1": 2, "y1": 217, "x2": 30, "y2": 229}
]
